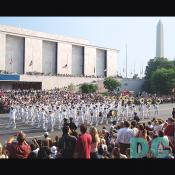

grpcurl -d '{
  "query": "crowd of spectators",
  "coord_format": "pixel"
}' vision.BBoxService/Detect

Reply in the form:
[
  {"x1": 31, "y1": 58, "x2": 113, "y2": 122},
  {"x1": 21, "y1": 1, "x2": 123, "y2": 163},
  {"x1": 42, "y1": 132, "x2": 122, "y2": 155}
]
[{"x1": 0, "y1": 116, "x2": 174, "y2": 159}]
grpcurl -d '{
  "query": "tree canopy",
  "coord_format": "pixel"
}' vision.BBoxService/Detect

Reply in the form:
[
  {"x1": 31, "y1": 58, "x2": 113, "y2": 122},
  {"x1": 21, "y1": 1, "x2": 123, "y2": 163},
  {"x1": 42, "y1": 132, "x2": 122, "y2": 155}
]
[
  {"x1": 80, "y1": 83, "x2": 98, "y2": 93},
  {"x1": 103, "y1": 77, "x2": 121, "y2": 92},
  {"x1": 143, "y1": 57, "x2": 175, "y2": 94}
]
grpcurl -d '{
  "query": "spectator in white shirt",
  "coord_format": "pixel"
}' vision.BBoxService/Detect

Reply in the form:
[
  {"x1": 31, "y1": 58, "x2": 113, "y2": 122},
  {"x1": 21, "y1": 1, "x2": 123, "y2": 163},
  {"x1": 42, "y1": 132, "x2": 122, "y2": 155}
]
[
  {"x1": 115, "y1": 121, "x2": 135, "y2": 154},
  {"x1": 131, "y1": 121, "x2": 139, "y2": 136}
]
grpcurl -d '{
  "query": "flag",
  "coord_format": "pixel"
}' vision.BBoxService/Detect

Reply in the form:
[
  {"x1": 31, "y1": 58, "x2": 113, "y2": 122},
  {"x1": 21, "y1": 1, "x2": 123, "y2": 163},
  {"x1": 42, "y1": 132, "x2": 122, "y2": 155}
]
[
  {"x1": 29, "y1": 60, "x2": 33, "y2": 67},
  {"x1": 62, "y1": 64, "x2": 67, "y2": 68},
  {"x1": 9, "y1": 58, "x2": 13, "y2": 64}
]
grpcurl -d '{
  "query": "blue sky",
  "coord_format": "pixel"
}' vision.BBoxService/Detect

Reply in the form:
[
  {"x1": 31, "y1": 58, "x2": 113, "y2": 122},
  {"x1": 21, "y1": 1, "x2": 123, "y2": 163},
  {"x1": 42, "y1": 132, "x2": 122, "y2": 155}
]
[{"x1": 0, "y1": 17, "x2": 174, "y2": 78}]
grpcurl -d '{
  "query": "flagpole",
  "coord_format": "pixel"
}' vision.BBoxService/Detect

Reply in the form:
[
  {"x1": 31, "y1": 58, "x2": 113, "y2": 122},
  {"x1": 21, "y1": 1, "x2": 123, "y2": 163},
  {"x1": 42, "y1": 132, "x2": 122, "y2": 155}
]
[
  {"x1": 11, "y1": 58, "x2": 13, "y2": 73},
  {"x1": 32, "y1": 50, "x2": 33, "y2": 73},
  {"x1": 126, "y1": 44, "x2": 127, "y2": 78}
]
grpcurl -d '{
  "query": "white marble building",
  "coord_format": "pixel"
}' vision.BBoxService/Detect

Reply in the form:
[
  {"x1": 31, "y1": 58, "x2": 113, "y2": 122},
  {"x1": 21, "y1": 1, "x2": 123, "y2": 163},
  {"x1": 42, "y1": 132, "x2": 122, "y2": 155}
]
[{"x1": 0, "y1": 24, "x2": 119, "y2": 89}]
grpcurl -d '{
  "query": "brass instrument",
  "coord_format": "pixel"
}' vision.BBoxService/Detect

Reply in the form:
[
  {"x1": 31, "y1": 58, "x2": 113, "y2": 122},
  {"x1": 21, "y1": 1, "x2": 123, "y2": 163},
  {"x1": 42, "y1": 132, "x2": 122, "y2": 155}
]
[
  {"x1": 119, "y1": 96, "x2": 123, "y2": 101},
  {"x1": 112, "y1": 110, "x2": 117, "y2": 117},
  {"x1": 130, "y1": 96, "x2": 135, "y2": 103},
  {"x1": 140, "y1": 98, "x2": 144, "y2": 104},
  {"x1": 156, "y1": 98, "x2": 161, "y2": 105},
  {"x1": 147, "y1": 98, "x2": 152, "y2": 105}
]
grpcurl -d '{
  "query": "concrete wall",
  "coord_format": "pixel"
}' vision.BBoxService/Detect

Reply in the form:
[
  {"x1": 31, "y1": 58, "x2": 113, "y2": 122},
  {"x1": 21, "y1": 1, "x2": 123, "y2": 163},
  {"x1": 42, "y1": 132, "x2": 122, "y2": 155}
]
[
  {"x1": 5, "y1": 35, "x2": 24, "y2": 74},
  {"x1": 57, "y1": 42, "x2": 72, "y2": 75},
  {"x1": 25, "y1": 37, "x2": 42, "y2": 73},
  {"x1": 42, "y1": 41, "x2": 57, "y2": 75},
  {"x1": 0, "y1": 33, "x2": 6, "y2": 71},
  {"x1": 72, "y1": 45, "x2": 84, "y2": 75},
  {"x1": 84, "y1": 46, "x2": 96, "y2": 76},
  {"x1": 95, "y1": 78, "x2": 145, "y2": 94},
  {"x1": 20, "y1": 75, "x2": 103, "y2": 90},
  {"x1": 107, "y1": 50, "x2": 117, "y2": 77}
]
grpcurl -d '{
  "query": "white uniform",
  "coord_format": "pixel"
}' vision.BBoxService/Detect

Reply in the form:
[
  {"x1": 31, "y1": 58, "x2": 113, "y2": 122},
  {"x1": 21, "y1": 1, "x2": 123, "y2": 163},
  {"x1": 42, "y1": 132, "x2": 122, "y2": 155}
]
[
  {"x1": 154, "y1": 104, "x2": 159, "y2": 117},
  {"x1": 48, "y1": 112, "x2": 55, "y2": 132},
  {"x1": 24, "y1": 107, "x2": 29, "y2": 124},
  {"x1": 139, "y1": 104, "x2": 145, "y2": 119},
  {"x1": 8, "y1": 108, "x2": 16, "y2": 129},
  {"x1": 40, "y1": 110, "x2": 46, "y2": 130},
  {"x1": 78, "y1": 108, "x2": 84, "y2": 125},
  {"x1": 15, "y1": 105, "x2": 21, "y2": 120},
  {"x1": 19, "y1": 106, "x2": 25, "y2": 121},
  {"x1": 146, "y1": 104, "x2": 151, "y2": 119}
]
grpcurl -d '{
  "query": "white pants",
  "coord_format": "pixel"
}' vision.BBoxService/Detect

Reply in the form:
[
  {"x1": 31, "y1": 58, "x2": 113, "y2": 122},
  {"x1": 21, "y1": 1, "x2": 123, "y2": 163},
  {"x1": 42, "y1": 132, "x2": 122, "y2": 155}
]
[{"x1": 8, "y1": 118, "x2": 16, "y2": 129}]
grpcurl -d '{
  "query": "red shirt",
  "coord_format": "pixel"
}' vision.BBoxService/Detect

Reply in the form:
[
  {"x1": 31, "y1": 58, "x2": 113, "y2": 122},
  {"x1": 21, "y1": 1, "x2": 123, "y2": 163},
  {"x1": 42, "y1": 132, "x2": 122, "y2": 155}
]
[
  {"x1": 164, "y1": 124, "x2": 174, "y2": 137},
  {"x1": 7, "y1": 142, "x2": 31, "y2": 159},
  {"x1": 75, "y1": 133, "x2": 92, "y2": 159}
]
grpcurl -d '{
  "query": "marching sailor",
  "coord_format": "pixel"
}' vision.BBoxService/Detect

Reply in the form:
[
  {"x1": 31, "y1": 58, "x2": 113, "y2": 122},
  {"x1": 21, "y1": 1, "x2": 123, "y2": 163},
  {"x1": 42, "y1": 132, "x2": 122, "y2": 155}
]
[{"x1": 8, "y1": 106, "x2": 17, "y2": 129}]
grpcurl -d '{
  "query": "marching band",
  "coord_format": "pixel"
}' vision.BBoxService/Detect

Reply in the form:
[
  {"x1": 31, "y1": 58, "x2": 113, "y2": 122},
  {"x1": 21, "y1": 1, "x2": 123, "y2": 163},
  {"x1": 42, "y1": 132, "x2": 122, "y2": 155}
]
[{"x1": 7, "y1": 92, "x2": 162, "y2": 131}]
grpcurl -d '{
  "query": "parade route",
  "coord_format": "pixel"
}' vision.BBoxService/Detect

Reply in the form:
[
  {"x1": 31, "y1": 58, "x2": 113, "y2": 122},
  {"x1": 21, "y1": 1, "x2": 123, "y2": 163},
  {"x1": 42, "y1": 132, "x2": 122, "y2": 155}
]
[{"x1": 0, "y1": 103, "x2": 174, "y2": 144}]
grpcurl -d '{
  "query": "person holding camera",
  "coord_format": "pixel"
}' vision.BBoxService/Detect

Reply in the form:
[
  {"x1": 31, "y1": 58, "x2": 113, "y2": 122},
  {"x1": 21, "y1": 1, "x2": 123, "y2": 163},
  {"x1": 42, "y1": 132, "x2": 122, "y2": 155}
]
[{"x1": 6, "y1": 131, "x2": 31, "y2": 159}]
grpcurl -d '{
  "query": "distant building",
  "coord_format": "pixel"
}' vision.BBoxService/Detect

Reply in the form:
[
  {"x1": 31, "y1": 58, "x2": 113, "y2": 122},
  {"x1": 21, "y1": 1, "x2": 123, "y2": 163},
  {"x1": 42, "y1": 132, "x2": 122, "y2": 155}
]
[{"x1": 0, "y1": 24, "x2": 119, "y2": 90}]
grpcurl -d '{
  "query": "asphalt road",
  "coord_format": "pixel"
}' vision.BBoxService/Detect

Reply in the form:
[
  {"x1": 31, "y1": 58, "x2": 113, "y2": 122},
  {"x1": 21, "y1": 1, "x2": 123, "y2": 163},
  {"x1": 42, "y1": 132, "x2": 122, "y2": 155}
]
[{"x1": 0, "y1": 103, "x2": 174, "y2": 144}]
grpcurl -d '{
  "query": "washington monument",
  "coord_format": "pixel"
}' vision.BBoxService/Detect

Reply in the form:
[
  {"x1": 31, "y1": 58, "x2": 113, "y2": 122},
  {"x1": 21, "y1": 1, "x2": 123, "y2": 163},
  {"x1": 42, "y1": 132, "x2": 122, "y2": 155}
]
[{"x1": 156, "y1": 19, "x2": 164, "y2": 57}]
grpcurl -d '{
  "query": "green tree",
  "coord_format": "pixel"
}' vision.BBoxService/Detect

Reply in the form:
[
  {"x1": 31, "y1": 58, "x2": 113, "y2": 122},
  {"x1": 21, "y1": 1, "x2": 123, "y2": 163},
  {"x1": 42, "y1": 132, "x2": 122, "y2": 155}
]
[
  {"x1": 81, "y1": 83, "x2": 98, "y2": 93},
  {"x1": 132, "y1": 74, "x2": 139, "y2": 79},
  {"x1": 67, "y1": 83, "x2": 75, "y2": 92},
  {"x1": 150, "y1": 68, "x2": 175, "y2": 95},
  {"x1": 143, "y1": 57, "x2": 175, "y2": 93},
  {"x1": 103, "y1": 77, "x2": 121, "y2": 92}
]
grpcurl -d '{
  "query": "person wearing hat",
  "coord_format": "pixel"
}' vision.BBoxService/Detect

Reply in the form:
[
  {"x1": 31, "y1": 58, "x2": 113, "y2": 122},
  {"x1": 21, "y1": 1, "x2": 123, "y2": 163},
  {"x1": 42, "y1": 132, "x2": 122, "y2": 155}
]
[
  {"x1": 15, "y1": 102, "x2": 21, "y2": 120},
  {"x1": 19, "y1": 104, "x2": 25, "y2": 122},
  {"x1": 30, "y1": 105, "x2": 38, "y2": 126},
  {"x1": 35, "y1": 106, "x2": 42, "y2": 128},
  {"x1": 55, "y1": 106, "x2": 62, "y2": 130},
  {"x1": 62, "y1": 108, "x2": 67, "y2": 120},
  {"x1": 78, "y1": 106, "x2": 84, "y2": 126},
  {"x1": 24, "y1": 105, "x2": 29, "y2": 124},
  {"x1": 49, "y1": 146, "x2": 58, "y2": 159},
  {"x1": 145, "y1": 103, "x2": 151, "y2": 119},
  {"x1": 6, "y1": 131, "x2": 31, "y2": 159},
  {"x1": 48, "y1": 110, "x2": 55, "y2": 132},
  {"x1": 40, "y1": 108, "x2": 47, "y2": 131},
  {"x1": 139, "y1": 103, "x2": 146, "y2": 120},
  {"x1": 102, "y1": 108, "x2": 108, "y2": 125},
  {"x1": 8, "y1": 106, "x2": 17, "y2": 129}
]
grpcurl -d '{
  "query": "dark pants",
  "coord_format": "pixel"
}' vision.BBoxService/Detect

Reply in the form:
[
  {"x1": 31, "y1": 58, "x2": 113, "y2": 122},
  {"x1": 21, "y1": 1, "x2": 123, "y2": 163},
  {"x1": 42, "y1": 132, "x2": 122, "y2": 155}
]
[
  {"x1": 119, "y1": 143, "x2": 130, "y2": 155},
  {"x1": 90, "y1": 152, "x2": 99, "y2": 159}
]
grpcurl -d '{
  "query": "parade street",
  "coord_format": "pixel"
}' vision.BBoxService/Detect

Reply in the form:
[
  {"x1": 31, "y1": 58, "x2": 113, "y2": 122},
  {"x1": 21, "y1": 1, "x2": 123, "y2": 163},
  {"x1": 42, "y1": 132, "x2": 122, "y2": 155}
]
[{"x1": 0, "y1": 103, "x2": 174, "y2": 144}]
